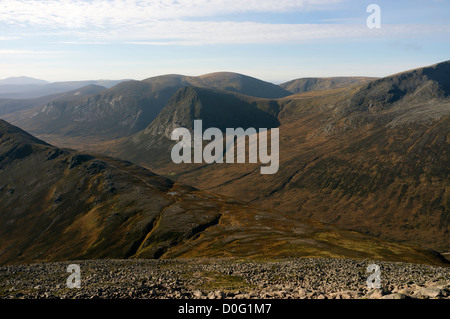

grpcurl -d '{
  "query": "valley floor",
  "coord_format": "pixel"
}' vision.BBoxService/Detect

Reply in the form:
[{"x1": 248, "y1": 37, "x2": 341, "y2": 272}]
[{"x1": 1, "y1": 258, "x2": 449, "y2": 299}]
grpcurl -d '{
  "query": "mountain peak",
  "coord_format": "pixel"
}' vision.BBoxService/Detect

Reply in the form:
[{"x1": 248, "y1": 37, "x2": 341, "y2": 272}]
[
  {"x1": 0, "y1": 76, "x2": 49, "y2": 86},
  {"x1": 417, "y1": 60, "x2": 450, "y2": 96},
  {"x1": 198, "y1": 71, "x2": 257, "y2": 80},
  {"x1": 0, "y1": 119, "x2": 49, "y2": 146},
  {"x1": 280, "y1": 76, "x2": 377, "y2": 94},
  {"x1": 143, "y1": 85, "x2": 279, "y2": 138},
  {"x1": 346, "y1": 60, "x2": 450, "y2": 113},
  {"x1": 142, "y1": 72, "x2": 291, "y2": 99}
]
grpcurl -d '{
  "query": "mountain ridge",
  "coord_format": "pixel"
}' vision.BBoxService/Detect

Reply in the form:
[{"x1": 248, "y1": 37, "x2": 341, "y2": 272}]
[
  {"x1": 280, "y1": 76, "x2": 377, "y2": 94},
  {"x1": 0, "y1": 79, "x2": 126, "y2": 99},
  {"x1": 0, "y1": 76, "x2": 49, "y2": 86},
  {"x1": 142, "y1": 72, "x2": 292, "y2": 99},
  {"x1": 100, "y1": 61, "x2": 450, "y2": 252},
  {"x1": 111, "y1": 85, "x2": 282, "y2": 166},
  {"x1": 1, "y1": 61, "x2": 448, "y2": 254},
  {"x1": 3, "y1": 72, "x2": 291, "y2": 139}
]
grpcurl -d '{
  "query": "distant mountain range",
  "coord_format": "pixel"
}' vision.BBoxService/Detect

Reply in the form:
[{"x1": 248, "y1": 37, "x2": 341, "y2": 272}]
[
  {"x1": 0, "y1": 119, "x2": 446, "y2": 266},
  {"x1": 0, "y1": 76, "x2": 49, "y2": 86},
  {"x1": 1, "y1": 73, "x2": 373, "y2": 140},
  {"x1": 3, "y1": 72, "x2": 291, "y2": 139},
  {"x1": 0, "y1": 78, "x2": 129, "y2": 99},
  {"x1": 0, "y1": 84, "x2": 107, "y2": 117}
]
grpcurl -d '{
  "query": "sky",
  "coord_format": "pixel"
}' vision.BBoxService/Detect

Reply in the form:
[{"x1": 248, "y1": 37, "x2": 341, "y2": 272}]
[{"x1": 0, "y1": 0, "x2": 449, "y2": 83}]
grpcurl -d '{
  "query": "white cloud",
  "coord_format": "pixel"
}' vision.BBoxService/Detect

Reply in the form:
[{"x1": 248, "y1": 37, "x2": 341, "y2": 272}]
[
  {"x1": 67, "y1": 21, "x2": 450, "y2": 45},
  {"x1": 0, "y1": 0, "x2": 345, "y2": 28},
  {"x1": 0, "y1": 36, "x2": 21, "y2": 40},
  {"x1": 1, "y1": 0, "x2": 449, "y2": 45},
  {"x1": 0, "y1": 49, "x2": 69, "y2": 56},
  {"x1": 59, "y1": 41, "x2": 110, "y2": 45}
]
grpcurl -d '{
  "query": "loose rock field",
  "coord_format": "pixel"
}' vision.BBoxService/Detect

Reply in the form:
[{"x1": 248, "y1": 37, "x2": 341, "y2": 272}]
[{"x1": 1, "y1": 258, "x2": 449, "y2": 299}]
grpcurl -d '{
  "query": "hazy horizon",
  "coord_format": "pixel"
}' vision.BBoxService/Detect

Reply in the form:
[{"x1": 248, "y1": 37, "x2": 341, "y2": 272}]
[{"x1": 0, "y1": 71, "x2": 384, "y2": 85}]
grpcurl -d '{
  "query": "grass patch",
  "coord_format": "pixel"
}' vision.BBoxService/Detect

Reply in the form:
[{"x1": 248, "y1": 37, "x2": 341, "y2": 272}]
[{"x1": 187, "y1": 271, "x2": 253, "y2": 292}]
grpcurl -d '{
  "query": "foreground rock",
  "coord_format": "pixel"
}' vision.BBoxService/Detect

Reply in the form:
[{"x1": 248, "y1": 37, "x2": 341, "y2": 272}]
[{"x1": 1, "y1": 258, "x2": 448, "y2": 299}]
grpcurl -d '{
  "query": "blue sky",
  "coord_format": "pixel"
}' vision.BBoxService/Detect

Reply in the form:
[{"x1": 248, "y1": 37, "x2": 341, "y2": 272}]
[{"x1": 0, "y1": 0, "x2": 449, "y2": 83}]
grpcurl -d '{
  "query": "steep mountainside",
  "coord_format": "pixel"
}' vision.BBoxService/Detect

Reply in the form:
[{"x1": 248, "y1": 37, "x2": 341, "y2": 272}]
[
  {"x1": 0, "y1": 85, "x2": 107, "y2": 117},
  {"x1": 280, "y1": 77, "x2": 376, "y2": 94},
  {"x1": 1, "y1": 119, "x2": 446, "y2": 266},
  {"x1": 111, "y1": 86, "x2": 281, "y2": 165},
  {"x1": 105, "y1": 61, "x2": 450, "y2": 252},
  {"x1": 6, "y1": 81, "x2": 166, "y2": 138},
  {"x1": 143, "y1": 72, "x2": 292, "y2": 99}
]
